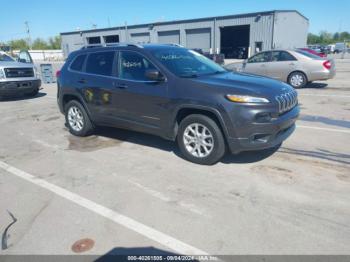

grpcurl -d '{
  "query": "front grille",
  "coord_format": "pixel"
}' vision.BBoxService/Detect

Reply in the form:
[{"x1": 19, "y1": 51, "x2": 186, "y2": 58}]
[
  {"x1": 275, "y1": 90, "x2": 298, "y2": 114},
  {"x1": 4, "y1": 68, "x2": 34, "y2": 78}
]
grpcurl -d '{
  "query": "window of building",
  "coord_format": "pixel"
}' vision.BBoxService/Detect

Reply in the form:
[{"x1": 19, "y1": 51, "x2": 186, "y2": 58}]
[
  {"x1": 86, "y1": 51, "x2": 115, "y2": 76},
  {"x1": 70, "y1": 54, "x2": 87, "y2": 71},
  {"x1": 104, "y1": 35, "x2": 119, "y2": 44},
  {"x1": 119, "y1": 51, "x2": 158, "y2": 81},
  {"x1": 87, "y1": 36, "x2": 101, "y2": 45}
]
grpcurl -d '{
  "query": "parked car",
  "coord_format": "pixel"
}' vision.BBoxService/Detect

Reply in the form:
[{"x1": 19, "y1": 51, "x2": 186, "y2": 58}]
[
  {"x1": 57, "y1": 44, "x2": 299, "y2": 165},
  {"x1": 191, "y1": 49, "x2": 225, "y2": 65},
  {"x1": 334, "y1": 42, "x2": 347, "y2": 53},
  {"x1": 233, "y1": 49, "x2": 336, "y2": 88},
  {"x1": 298, "y1": 48, "x2": 326, "y2": 58},
  {"x1": 0, "y1": 51, "x2": 41, "y2": 99},
  {"x1": 326, "y1": 44, "x2": 335, "y2": 54}
]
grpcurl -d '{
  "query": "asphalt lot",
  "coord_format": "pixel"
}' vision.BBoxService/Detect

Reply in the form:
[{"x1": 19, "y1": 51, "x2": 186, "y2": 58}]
[{"x1": 0, "y1": 56, "x2": 349, "y2": 258}]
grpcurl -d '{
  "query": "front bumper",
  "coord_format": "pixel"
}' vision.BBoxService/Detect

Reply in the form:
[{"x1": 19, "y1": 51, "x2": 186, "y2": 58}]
[
  {"x1": 0, "y1": 79, "x2": 41, "y2": 96},
  {"x1": 226, "y1": 105, "x2": 299, "y2": 154}
]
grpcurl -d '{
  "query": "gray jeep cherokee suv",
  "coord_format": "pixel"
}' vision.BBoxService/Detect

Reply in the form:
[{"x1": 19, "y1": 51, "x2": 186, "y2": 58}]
[{"x1": 57, "y1": 44, "x2": 299, "y2": 165}]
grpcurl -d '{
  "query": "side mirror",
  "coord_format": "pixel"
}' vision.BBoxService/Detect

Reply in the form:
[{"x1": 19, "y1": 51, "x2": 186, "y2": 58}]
[
  {"x1": 18, "y1": 58, "x2": 28, "y2": 63},
  {"x1": 145, "y1": 69, "x2": 165, "y2": 82}
]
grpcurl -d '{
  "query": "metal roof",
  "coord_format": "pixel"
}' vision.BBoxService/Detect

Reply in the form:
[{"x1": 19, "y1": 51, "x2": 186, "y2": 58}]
[{"x1": 61, "y1": 10, "x2": 308, "y2": 36}]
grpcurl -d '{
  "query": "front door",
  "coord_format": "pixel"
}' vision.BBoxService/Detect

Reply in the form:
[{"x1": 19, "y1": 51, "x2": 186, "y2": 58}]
[
  {"x1": 111, "y1": 50, "x2": 169, "y2": 133},
  {"x1": 243, "y1": 51, "x2": 271, "y2": 77}
]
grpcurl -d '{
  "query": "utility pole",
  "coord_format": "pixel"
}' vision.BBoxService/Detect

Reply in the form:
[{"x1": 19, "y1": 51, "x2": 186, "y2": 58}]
[
  {"x1": 125, "y1": 21, "x2": 128, "y2": 42},
  {"x1": 24, "y1": 21, "x2": 32, "y2": 49}
]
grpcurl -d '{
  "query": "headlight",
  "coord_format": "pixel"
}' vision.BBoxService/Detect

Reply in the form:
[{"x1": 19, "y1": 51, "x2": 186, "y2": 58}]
[
  {"x1": 0, "y1": 69, "x2": 5, "y2": 79},
  {"x1": 226, "y1": 94, "x2": 270, "y2": 104}
]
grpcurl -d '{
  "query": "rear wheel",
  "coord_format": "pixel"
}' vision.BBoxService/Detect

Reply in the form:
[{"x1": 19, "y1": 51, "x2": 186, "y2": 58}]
[
  {"x1": 65, "y1": 100, "x2": 94, "y2": 136},
  {"x1": 177, "y1": 114, "x2": 226, "y2": 165},
  {"x1": 288, "y1": 71, "x2": 307, "y2": 89}
]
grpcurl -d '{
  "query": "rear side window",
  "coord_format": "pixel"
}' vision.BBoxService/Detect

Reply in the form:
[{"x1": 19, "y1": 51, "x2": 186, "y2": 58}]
[
  {"x1": 70, "y1": 54, "x2": 86, "y2": 71},
  {"x1": 86, "y1": 51, "x2": 115, "y2": 76},
  {"x1": 295, "y1": 50, "x2": 322, "y2": 60}
]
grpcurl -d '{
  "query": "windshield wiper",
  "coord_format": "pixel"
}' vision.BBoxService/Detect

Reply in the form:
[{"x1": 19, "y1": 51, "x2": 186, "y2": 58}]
[{"x1": 213, "y1": 70, "x2": 227, "y2": 74}]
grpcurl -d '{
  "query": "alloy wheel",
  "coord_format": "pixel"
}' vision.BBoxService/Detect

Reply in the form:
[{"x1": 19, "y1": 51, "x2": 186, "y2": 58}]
[
  {"x1": 68, "y1": 106, "x2": 84, "y2": 132},
  {"x1": 183, "y1": 123, "x2": 214, "y2": 158}
]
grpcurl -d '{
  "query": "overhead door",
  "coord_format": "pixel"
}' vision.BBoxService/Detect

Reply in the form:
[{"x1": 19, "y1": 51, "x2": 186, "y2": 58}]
[
  {"x1": 130, "y1": 32, "x2": 150, "y2": 44},
  {"x1": 158, "y1": 30, "x2": 180, "y2": 44},
  {"x1": 186, "y1": 28, "x2": 211, "y2": 52}
]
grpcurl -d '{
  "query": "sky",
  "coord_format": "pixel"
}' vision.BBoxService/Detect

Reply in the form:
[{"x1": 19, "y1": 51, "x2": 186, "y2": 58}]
[{"x1": 0, "y1": 0, "x2": 349, "y2": 42}]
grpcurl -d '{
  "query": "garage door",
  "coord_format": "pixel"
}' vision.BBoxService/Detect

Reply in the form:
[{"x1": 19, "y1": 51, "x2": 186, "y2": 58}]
[
  {"x1": 158, "y1": 30, "x2": 180, "y2": 44},
  {"x1": 130, "y1": 32, "x2": 150, "y2": 44},
  {"x1": 186, "y1": 28, "x2": 211, "y2": 52}
]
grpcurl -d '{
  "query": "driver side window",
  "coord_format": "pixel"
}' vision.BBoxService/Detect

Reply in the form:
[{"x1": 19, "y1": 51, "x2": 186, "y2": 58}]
[
  {"x1": 119, "y1": 51, "x2": 158, "y2": 81},
  {"x1": 248, "y1": 52, "x2": 270, "y2": 63}
]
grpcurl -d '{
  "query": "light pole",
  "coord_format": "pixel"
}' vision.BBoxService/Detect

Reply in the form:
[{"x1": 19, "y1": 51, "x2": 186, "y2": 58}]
[{"x1": 24, "y1": 21, "x2": 32, "y2": 50}]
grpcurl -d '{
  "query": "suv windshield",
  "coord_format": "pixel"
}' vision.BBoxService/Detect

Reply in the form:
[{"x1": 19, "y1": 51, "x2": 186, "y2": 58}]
[
  {"x1": 151, "y1": 48, "x2": 226, "y2": 77},
  {"x1": 0, "y1": 53, "x2": 15, "y2": 62}
]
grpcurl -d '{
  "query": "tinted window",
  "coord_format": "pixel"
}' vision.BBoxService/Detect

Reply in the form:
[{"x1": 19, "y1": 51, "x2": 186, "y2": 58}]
[
  {"x1": 248, "y1": 52, "x2": 270, "y2": 63},
  {"x1": 70, "y1": 54, "x2": 86, "y2": 71},
  {"x1": 151, "y1": 48, "x2": 226, "y2": 77},
  {"x1": 119, "y1": 51, "x2": 158, "y2": 81},
  {"x1": 271, "y1": 51, "x2": 296, "y2": 62},
  {"x1": 86, "y1": 52, "x2": 115, "y2": 76}
]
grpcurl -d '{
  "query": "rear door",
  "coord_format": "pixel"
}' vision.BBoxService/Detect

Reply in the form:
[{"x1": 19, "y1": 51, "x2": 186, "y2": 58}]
[
  {"x1": 80, "y1": 51, "x2": 117, "y2": 121},
  {"x1": 243, "y1": 51, "x2": 271, "y2": 76},
  {"x1": 265, "y1": 51, "x2": 298, "y2": 81}
]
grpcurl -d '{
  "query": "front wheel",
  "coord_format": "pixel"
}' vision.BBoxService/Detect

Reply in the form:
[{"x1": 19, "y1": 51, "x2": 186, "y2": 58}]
[
  {"x1": 288, "y1": 72, "x2": 307, "y2": 89},
  {"x1": 64, "y1": 100, "x2": 94, "y2": 136},
  {"x1": 177, "y1": 114, "x2": 226, "y2": 165},
  {"x1": 26, "y1": 88, "x2": 39, "y2": 97}
]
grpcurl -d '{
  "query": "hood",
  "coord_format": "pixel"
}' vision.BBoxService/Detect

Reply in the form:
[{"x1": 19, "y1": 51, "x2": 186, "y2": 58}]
[
  {"x1": 0, "y1": 61, "x2": 34, "y2": 68},
  {"x1": 192, "y1": 71, "x2": 293, "y2": 96}
]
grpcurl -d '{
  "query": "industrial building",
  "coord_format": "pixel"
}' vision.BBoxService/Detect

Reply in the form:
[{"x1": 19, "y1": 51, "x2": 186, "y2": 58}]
[{"x1": 60, "y1": 10, "x2": 309, "y2": 59}]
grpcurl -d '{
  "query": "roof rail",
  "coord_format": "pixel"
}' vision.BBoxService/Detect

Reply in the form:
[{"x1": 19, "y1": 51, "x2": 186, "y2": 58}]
[
  {"x1": 105, "y1": 42, "x2": 144, "y2": 48},
  {"x1": 166, "y1": 43, "x2": 184, "y2": 48},
  {"x1": 81, "y1": 42, "x2": 144, "y2": 50}
]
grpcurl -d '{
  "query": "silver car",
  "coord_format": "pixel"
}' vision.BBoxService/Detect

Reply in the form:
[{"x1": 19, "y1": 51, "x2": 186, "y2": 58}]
[{"x1": 226, "y1": 49, "x2": 336, "y2": 88}]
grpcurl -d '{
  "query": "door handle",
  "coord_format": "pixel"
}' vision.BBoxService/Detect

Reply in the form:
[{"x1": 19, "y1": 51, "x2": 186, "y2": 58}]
[
  {"x1": 115, "y1": 83, "x2": 128, "y2": 89},
  {"x1": 78, "y1": 79, "x2": 87, "y2": 84},
  {"x1": 289, "y1": 63, "x2": 295, "y2": 66}
]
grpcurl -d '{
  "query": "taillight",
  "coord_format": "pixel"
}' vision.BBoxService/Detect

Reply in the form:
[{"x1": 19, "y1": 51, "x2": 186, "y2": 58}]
[
  {"x1": 56, "y1": 70, "x2": 61, "y2": 78},
  {"x1": 323, "y1": 60, "x2": 331, "y2": 70}
]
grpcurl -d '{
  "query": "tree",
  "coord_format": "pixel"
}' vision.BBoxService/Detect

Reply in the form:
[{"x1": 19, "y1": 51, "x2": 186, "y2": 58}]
[
  {"x1": 340, "y1": 31, "x2": 350, "y2": 41},
  {"x1": 307, "y1": 33, "x2": 320, "y2": 44},
  {"x1": 319, "y1": 31, "x2": 333, "y2": 44},
  {"x1": 8, "y1": 39, "x2": 29, "y2": 50},
  {"x1": 32, "y1": 38, "x2": 50, "y2": 50},
  {"x1": 48, "y1": 35, "x2": 61, "y2": 49}
]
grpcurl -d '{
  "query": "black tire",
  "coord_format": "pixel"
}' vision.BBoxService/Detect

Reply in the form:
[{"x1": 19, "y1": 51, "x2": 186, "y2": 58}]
[
  {"x1": 26, "y1": 88, "x2": 39, "y2": 97},
  {"x1": 177, "y1": 114, "x2": 226, "y2": 165},
  {"x1": 288, "y1": 71, "x2": 307, "y2": 89},
  {"x1": 64, "y1": 100, "x2": 94, "y2": 137}
]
